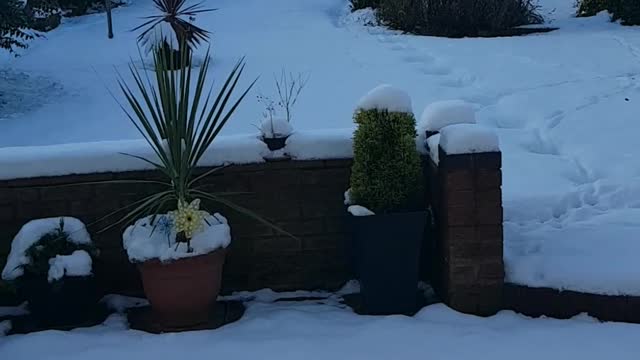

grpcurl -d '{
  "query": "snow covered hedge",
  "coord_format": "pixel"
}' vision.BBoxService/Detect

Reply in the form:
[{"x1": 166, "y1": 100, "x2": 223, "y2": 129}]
[
  {"x1": 369, "y1": 0, "x2": 543, "y2": 37},
  {"x1": 578, "y1": 0, "x2": 640, "y2": 25},
  {"x1": 350, "y1": 85, "x2": 423, "y2": 213},
  {"x1": 1, "y1": 217, "x2": 96, "y2": 282}
]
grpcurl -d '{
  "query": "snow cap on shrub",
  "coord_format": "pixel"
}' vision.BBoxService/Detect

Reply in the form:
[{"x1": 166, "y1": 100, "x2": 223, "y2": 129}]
[
  {"x1": 350, "y1": 86, "x2": 423, "y2": 213},
  {"x1": 419, "y1": 100, "x2": 476, "y2": 133},
  {"x1": 356, "y1": 84, "x2": 413, "y2": 113},
  {"x1": 1, "y1": 217, "x2": 92, "y2": 281},
  {"x1": 439, "y1": 124, "x2": 500, "y2": 155}
]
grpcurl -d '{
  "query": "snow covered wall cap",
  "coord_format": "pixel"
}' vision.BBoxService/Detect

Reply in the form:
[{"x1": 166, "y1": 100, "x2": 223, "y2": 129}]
[
  {"x1": 439, "y1": 124, "x2": 500, "y2": 155},
  {"x1": 419, "y1": 100, "x2": 476, "y2": 133},
  {"x1": 355, "y1": 84, "x2": 413, "y2": 114}
]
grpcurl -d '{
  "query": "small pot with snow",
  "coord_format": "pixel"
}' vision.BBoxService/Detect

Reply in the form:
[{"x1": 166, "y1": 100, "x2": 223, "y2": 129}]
[
  {"x1": 347, "y1": 85, "x2": 428, "y2": 315},
  {"x1": 112, "y1": 42, "x2": 290, "y2": 330},
  {"x1": 260, "y1": 116, "x2": 293, "y2": 151},
  {"x1": 1, "y1": 217, "x2": 99, "y2": 326}
]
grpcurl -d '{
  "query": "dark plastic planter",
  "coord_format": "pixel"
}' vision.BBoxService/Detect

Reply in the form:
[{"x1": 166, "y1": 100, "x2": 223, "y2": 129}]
[
  {"x1": 349, "y1": 210, "x2": 428, "y2": 315},
  {"x1": 17, "y1": 275, "x2": 99, "y2": 326},
  {"x1": 263, "y1": 136, "x2": 289, "y2": 151}
]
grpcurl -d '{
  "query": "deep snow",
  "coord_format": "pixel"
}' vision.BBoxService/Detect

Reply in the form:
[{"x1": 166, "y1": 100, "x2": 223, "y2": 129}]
[
  {"x1": 2, "y1": 292, "x2": 640, "y2": 359},
  {"x1": 47, "y1": 250, "x2": 93, "y2": 282},
  {"x1": 1, "y1": 0, "x2": 640, "y2": 295}
]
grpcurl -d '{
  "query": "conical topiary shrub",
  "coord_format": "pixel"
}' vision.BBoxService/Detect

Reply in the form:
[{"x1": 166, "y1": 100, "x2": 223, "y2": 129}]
[{"x1": 350, "y1": 87, "x2": 423, "y2": 213}]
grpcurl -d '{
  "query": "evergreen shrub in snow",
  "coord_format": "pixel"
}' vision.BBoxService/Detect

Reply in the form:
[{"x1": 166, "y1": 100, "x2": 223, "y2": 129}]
[
  {"x1": 578, "y1": 0, "x2": 640, "y2": 25},
  {"x1": 373, "y1": 0, "x2": 543, "y2": 38},
  {"x1": 350, "y1": 0, "x2": 381, "y2": 11},
  {"x1": 350, "y1": 106, "x2": 423, "y2": 213},
  {"x1": 2, "y1": 218, "x2": 97, "y2": 282},
  {"x1": 0, "y1": 0, "x2": 33, "y2": 54}
]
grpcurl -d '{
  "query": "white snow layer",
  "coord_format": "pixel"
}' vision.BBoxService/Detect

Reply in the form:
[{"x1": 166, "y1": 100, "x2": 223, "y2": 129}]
[
  {"x1": 284, "y1": 129, "x2": 353, "y2": 160},
  {"x1": 2, "y1": 217, "x2": 92, "y2": 281},
  {"x1": 0, "y1": 135, "x2": 270, "y2": 180},
  {"x1": 347, "y1": 205, "x2": 375, "y2": 217},
  {"x1": 439, "y1": 124, "x2": 500, "y2": 155},
  {"x1": 419, "y1": 100, "x2": 476, "y2": 132},
  {"x1": 260, "y1": 117, "x2": 293, "y2": 138},
  {"x1": 122, "y1": 213, "x2": 231, "y2": 262},
  {"x1": 0, "y1": 302, "x2": 28, "y2": 317},
  {"x1": 3, "y1": 0, "x2": 640, "y2": 296},
  {"x1": 356, "y1": 84, "x2": 413, "y2": 113},
  {"x1": 0, "y1": 320, "x2": 10, "y2": 337},
  {"x1": 47, "y1": 250, "x2": 93, "y2": 282},
  {"x1": 426, "y1": 134, "x2": 441, "y2": 164},
  {"x1": 3, "y1": 298, "x2": 640, "y2": 359}
]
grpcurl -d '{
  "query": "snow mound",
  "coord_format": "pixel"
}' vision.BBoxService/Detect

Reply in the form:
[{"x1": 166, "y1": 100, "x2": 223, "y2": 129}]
[
  {"x1": 344, "y1": 188, "x2": 353, "y2": 205},
  {"x1": 123, "y1": 213, "x2": 231, "y2": 262},
  {"x1": 426, "y1": 134, "x2": 441, "y2": 164},
  {"x1": 261, "y1": 117, "x2": 293, "y2": 138},
  {"x1": 439, "y1": 124, "x2": 500, "y2": 155},
  {"x1": 0, "y1": 134, "x2": 270, "y2": 180},
  {"x1": 348, "y1": 205, "x2": 375, "y2": 216},
  {"x1": 101, "y1": 294, "x2": 149, "y2": 313},
  {"x1": 2, "y1": 217, "x2": 92, "y2": 281},
  {"x1": 0, "y1": 302, "x2": 28, "y2": 317},
  {"x1": 419, "y1": 100, "x2": 476, "y2": 134},
  {"x1": 0, "y1": 320, "x2": 10, "y2": 336},
  {"x1": 356, "y1": 84, "x2": 413, "y2": 113},
  {"x1": 47, "y1": 250, "x2": 93, "y2": 283},
  {"x1": 339, "y1": 8, "x2": 379, "y2": 28},
  {"x1": 285, "y1": 129, "x2": 353, "y2": 160}
]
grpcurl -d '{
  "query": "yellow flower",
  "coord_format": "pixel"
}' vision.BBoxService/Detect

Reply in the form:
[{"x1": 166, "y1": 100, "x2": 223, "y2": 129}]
[{"x1": 169, "y1": 199, "x2": 208, "y2": 239}]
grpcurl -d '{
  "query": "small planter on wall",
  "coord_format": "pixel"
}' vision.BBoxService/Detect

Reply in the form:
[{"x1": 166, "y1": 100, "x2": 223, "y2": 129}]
[
  {"x1": 349, "y1": 209, "x2": 428, "y2": 315},
  {"x1": 260, "y1": 117, "x2": 292, "y2": 151}
]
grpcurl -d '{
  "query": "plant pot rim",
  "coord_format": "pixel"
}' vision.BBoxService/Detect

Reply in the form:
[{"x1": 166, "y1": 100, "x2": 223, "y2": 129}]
[{"x1": 136, "y1": 247, "x2": 227, "y2": 266}]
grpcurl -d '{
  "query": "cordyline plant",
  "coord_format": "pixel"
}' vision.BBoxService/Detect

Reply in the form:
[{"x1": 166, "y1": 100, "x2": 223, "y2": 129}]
[
  {"x1": 110, "y1": 43, "x2": 289, "y2": 250},
  {"x1": 133, "y1": 0, "x2": 215, "y2": 51}
]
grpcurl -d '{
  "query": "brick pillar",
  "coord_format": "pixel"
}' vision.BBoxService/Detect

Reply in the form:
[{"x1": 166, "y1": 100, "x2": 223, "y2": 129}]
[{"x1": 434, "y1": 146, "x2": 504, "y2": 316}]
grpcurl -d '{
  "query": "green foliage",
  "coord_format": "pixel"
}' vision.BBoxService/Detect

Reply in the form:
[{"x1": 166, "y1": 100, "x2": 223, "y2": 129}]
[
  {"x1": 374, "y1": 0, "x2": 543, "y2": 38},
  {"x1": 112, "y1": 43, "x2": 292, "y2": 248},
  {"x1": 350, "y1": 0, "x2": 381, "y2": 10},
  {"x1": 133, "y1": 0, "x2": 215, "y2": 51},
  {"x1": 578, "y1": 0, "x2": 640, "y2": 25},
  {"x1": 0, "y1": 0, "x2": 33, "y2": 54},
  {"x1": 19, "y1": 218, "x2": 96, "y2": 279},
  {"x1": 350, "y1": 108, "x2": 423, "y2": 213}
]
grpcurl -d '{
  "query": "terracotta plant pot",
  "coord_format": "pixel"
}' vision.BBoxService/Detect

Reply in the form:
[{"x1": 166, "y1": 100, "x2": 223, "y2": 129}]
[{"x1": 138, "y1": 248, "x2": 226, "y2": 329}]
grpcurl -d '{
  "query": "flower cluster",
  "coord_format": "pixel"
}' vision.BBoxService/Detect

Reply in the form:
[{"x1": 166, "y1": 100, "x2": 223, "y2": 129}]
[{"x1": 168, "y1": 199, "x2": 208, "y2": 239}]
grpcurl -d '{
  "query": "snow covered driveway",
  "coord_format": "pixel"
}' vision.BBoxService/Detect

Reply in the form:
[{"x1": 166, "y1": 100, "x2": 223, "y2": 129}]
[
  {"x1": 1, "y1": 0, "x2": 640, "y2": 295},
  {"x1": 2, "y1": 299, "x2": 640, "y2": 359}
]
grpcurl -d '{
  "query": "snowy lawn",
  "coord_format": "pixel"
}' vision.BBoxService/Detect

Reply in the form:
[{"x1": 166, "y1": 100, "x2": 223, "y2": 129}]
[
  {"x1": 2, "y1": 293, "x2": 640, "y2": 359},
  {"x1": 2, "y1": 0, "x2": 640, "y2": 295}
]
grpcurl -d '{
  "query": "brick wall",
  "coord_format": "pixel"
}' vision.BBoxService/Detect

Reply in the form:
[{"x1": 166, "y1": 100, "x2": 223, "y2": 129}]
[
  {"x1": 0, "y1": 159, "x2": 354, "y2": 296},
  {"x1": 426, "y1": 146, "x2": 504, "y2": 316}
]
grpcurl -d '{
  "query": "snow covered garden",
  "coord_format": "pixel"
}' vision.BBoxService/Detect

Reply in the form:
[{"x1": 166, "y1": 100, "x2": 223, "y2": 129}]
[{"x1": 2, "y1": 0, "x2": 640, "y2": 357}]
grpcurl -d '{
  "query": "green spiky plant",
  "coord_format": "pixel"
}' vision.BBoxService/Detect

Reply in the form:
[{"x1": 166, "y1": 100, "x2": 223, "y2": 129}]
[{"x1": 112, "y1": 43, "x2": 289, "y2": 251}]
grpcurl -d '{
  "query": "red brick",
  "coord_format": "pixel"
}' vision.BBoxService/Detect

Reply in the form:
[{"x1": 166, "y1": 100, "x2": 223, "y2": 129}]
[
  {"x1": 475, "y1": 189, "x2": 502, "y2": 208},
  {"x1": 446, "y1": 190, "x2": 475, "y2": 208},
  {"x1": 476, "y1": 169, "x2": 502, "y2": 189},
  {"x1": 475, "y1": 205, "x2": 503, "y2": 225},
  {"x1": 445, "y1": 206, "x2": 475, "y2": 226},
  {"x1": 444, "y1": 170, "x2": 474, "y2": 191}
]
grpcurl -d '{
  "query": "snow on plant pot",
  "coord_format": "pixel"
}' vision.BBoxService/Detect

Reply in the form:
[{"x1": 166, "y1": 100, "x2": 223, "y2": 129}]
[
  {"x1": 1, "y1": 217, "x2": 99, "y2": 326},
  {"x1": 256, "y1": 70, "x2": 309, "y2": 151},
  {"x1": 112, "y1": 42, "x2": 291, "y2": 330},
  {"x1": 348, "y1": 84, "x2": 428, "y2": 315},
  {"x1": 259, "y1": 116, "x2": 293, "y2": 151}
]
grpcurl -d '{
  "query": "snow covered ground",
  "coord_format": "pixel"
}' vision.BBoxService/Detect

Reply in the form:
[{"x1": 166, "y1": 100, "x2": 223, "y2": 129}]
[
  {"x1": 2, "y1": 293, "x2": 640, "y2": 359},
  {"x1": 1, "y1": 0, "x2": 640, "y2": 295}
]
